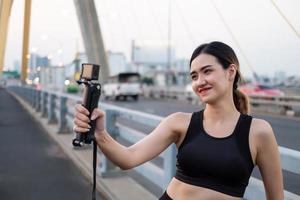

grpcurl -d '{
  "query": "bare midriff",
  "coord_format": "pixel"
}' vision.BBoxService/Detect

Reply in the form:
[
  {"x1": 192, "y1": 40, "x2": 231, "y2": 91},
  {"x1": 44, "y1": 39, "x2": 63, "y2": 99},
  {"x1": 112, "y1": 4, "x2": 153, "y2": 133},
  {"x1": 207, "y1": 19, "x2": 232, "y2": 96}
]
[{"x1": 166, "y1": 178, "x2": 242, "y2": 200}]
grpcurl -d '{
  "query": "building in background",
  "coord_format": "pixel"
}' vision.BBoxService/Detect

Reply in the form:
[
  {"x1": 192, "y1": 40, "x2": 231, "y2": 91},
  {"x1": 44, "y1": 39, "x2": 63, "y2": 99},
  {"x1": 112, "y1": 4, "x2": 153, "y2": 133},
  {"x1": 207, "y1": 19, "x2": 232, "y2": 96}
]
[
  {"x1": 107, "y1": 51, "x2": 129, "y2": 76},
  {"x1": 39, "y1": 66, "x2": 65, "y2": 91},
  {"x1": 27, "y1": 53, "x2": 51, "y2": 81},
  {"x1": 131, "y1": 40, "x2": 177, "y2": 86},
  {"x1": 131, "y1": 40, "x2": 175, "y2": 74},
  {"x1": 65, "y1": 51, "x2": 131, "y2": 80},
  {"x1": 131, "y1": 40, "x2": 191, "y2": 86},
  {"x1": 65, "y1": 52, "x2": 88, "y2": 80},
  {"x1": 174, "y1": 58, "x2": 190, "y2": 86},
  {"x1": 29, "y1": 53, "x2": 50, "y2": 69},
  {"x1": 273, "y1": 71, "x2": 286, "y2": 86}
]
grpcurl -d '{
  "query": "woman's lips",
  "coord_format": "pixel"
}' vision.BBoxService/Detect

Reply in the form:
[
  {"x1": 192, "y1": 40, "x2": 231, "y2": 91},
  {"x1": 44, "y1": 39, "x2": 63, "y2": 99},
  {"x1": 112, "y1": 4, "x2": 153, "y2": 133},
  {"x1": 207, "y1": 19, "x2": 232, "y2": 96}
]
[{"x1": 197, "y1": 87, "x2": 212, "y2": 95}]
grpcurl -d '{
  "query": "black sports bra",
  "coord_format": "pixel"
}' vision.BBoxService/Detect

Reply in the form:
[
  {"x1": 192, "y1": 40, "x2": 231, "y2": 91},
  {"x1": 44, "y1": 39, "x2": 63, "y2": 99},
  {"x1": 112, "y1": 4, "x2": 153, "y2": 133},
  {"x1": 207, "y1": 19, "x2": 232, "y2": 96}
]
[{"x1": 175, "y1": 110, "x2": 254, "y2": 197}]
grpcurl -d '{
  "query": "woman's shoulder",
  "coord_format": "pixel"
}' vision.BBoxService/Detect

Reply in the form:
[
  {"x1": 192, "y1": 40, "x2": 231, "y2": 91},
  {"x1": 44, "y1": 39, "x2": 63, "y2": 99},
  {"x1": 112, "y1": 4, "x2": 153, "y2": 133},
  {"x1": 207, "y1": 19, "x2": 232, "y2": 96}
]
[
  {"x1": 165, "y1": 112, "x2": 194, "y2": 147},
  {"x1": 164, "y1": 112, "x2": 193, "y2": 132},
  {"x1": 250, "y1": 117, "x2": 275, "y2": 144},
  {"x1": 165, "y1": 112, "x2": 193, "y2": 124},
  {"x1": 167, "y1": 111, "x2": 193, "y2": 119}
]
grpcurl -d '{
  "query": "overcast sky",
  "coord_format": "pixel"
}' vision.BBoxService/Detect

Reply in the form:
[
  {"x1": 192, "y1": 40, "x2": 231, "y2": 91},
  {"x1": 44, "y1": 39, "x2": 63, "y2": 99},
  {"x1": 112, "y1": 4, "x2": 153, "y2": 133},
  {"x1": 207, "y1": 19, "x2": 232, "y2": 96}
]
[{"x1": 4, "y1": 0, "x2": 300, "y2": 78}]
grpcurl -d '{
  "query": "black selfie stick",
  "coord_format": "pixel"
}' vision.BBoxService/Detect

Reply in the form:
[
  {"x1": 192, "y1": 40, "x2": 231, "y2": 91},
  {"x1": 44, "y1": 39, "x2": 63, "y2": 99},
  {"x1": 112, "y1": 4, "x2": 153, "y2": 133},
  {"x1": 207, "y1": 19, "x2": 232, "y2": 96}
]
[{"x1": 72, "y1": 63, "x2": 101, "y2": 200}]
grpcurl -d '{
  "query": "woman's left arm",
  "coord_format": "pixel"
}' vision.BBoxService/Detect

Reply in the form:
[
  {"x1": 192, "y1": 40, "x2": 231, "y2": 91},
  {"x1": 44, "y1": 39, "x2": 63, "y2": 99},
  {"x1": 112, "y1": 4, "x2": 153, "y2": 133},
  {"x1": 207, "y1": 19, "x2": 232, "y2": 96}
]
[{"x1": 254, "y1": 119, "x2": 284, "y2": 200}]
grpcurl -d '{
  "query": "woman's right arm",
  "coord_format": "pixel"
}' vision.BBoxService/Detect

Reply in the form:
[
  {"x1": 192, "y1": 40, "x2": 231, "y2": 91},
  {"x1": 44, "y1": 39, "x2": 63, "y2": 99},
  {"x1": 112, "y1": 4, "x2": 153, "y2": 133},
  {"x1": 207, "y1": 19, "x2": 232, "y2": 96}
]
[
  {"x1": 253, "y1": 119, "x2": 284, "y2": 200},
  {"x1": 73, "y1": 104, "x2": 187, "y2": 170}
]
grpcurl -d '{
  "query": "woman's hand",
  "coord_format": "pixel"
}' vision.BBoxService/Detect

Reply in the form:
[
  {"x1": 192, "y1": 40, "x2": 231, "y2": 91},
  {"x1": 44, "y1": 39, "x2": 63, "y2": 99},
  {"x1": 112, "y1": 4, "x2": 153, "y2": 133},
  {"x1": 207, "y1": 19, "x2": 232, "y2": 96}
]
[{"x1": 73, "y1": 104, "x2": 106, "y2": 138}]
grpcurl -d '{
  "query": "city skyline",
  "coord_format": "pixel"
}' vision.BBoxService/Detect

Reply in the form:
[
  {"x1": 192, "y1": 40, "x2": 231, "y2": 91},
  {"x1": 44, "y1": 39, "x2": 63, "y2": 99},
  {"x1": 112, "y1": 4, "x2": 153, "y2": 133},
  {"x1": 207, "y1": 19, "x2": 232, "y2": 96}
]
[{"x1": 4, "y1": 0, "x2": 300, "y2": 78}]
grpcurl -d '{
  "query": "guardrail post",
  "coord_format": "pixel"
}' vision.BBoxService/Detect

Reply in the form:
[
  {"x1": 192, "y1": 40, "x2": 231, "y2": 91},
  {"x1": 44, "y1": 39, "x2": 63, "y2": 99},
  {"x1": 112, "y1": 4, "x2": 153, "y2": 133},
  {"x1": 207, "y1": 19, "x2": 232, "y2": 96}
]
[
  {"x1": 48, "y1": 93, "x2": 57, "y2": 124},
  {"x1": 32, "y1": 89, "x2": 37, "y2": 108},
  {"x1": 22, "y1": 87, "x2": 27, "y2": 100},
  {"x1": 21, "y1": 87, "x2": 25, "y2": 100},
  {"x1": 41, "y1": 92, "x2": 48, "y2": 118},
  {"x1": 26, "y1": 88, "x2": 30, "y2": 103},
  {"x1": 163, "y1": 144, "x2": 177, "y2": 188},
  {"x1": 57, "y1": 96, "x2": 70, "y2": 133},
  {"x1": 28, "y1": 88, "x2": 33, "y2": 106},
  {"x1": 30, "y1": 88, "x2": 35, "y2": 106},
  {"x1": 24, "y1": 87, "x2": 29, "y2": 103},
  {"x1": 99, "y1": 109, "x2": 120, "y2": 176},
  {"x1": 35, "y1": 90, "x2": 41, "y2": 112},
  {"x1": 18, "y1": 87, "x2": 22, "y2": 98}
]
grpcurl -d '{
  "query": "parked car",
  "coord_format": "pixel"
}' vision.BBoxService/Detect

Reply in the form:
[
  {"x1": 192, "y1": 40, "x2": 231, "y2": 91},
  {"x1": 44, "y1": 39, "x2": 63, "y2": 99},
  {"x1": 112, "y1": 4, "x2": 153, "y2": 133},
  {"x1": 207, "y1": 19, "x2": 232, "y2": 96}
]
[
  {"x1": 239, "y1": 83, "x2": 285, "y2": 96},
  {"x1": 103, "y1": 72, "x2": 142, "y2": 101},
  {"x1": 185, "y1": 83, "x2": 197, "y2": 101}
]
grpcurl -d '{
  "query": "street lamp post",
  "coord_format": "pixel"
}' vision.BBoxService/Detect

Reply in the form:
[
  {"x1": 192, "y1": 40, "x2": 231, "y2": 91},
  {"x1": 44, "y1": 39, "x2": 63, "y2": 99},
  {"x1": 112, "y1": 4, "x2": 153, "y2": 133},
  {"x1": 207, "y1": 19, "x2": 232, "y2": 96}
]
[{"x1": 167, "y1": 0, "x2": 172, "y2": 87}]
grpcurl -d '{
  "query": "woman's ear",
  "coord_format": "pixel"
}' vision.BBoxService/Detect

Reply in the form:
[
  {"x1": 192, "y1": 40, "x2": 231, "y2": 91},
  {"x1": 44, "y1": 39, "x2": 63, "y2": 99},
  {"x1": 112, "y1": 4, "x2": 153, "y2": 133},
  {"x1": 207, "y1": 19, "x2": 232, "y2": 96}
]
[{"x1": 228, "y1": 64, "x2": 237, "y2": 81}]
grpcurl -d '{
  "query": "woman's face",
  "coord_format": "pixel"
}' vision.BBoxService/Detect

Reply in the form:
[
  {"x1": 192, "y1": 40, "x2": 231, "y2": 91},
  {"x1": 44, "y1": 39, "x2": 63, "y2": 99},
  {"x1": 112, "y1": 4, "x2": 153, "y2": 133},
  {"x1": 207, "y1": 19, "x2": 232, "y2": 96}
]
[{"x1": 190, "y1": 53, "x2": 234, "y2": 104}]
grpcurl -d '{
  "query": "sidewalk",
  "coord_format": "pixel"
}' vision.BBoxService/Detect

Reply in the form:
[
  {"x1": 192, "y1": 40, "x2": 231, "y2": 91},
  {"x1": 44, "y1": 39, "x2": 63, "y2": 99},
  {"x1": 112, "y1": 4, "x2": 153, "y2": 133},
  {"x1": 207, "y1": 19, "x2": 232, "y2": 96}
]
[
  {"x1": 0, "y1": 88, "x2": 104, "y2": 200},
  {"x1": 9, "y1": 89, "x2": 157, "y2": 200}
]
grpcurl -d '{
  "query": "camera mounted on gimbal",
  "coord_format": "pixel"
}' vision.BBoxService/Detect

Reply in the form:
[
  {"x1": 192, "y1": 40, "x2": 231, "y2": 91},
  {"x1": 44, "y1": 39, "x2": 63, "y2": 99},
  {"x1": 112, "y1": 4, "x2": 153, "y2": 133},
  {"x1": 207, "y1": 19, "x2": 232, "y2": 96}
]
[{"x1": 72, "y1": 63, "x2": 101, "y2": 147}]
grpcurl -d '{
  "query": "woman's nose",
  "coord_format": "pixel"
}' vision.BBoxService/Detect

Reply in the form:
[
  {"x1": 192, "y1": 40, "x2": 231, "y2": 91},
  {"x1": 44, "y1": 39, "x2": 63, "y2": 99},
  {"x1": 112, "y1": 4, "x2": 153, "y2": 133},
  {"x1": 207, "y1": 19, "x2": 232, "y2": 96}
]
[{"x1": 196, "y1": 78, "x2": 206, "y2": 87}]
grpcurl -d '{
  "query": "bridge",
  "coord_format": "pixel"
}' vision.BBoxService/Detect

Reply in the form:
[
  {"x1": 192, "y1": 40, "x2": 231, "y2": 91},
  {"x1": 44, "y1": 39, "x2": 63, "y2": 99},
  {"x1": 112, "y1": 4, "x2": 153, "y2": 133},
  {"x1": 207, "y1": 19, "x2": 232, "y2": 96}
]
[
  {"x1": 1, "y1": 0, "x2": 300, "y2": 199},
  {"x1": 0, "y1": 84, "x2": 299, "y2": 200}
]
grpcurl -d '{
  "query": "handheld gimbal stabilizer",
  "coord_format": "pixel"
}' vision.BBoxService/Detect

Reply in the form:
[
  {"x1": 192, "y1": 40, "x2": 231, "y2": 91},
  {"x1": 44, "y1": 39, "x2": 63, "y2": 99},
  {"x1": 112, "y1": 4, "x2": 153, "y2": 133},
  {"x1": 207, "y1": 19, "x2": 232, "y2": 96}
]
[
  {"x1": 72, "y1": 63, "x2": 101, "y2": 200},
  {"x1": 72, "y1": 63, "x2": 101, "y2": 147}
]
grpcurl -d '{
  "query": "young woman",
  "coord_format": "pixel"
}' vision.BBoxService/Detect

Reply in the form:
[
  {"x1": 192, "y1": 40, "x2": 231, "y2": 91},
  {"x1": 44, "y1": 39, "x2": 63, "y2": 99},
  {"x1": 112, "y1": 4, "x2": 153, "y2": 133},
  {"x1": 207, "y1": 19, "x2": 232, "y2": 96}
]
[{"x1": 73, "y1": 41, "x2": 284, "y2": 200}]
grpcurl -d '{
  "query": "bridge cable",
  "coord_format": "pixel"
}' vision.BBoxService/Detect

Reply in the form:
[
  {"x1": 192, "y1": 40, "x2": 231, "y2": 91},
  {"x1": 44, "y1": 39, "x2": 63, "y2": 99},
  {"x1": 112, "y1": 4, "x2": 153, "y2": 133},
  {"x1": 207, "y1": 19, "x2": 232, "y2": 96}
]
[
  {"x1": 144, "y1": 0, "x2": 165, "y2": 41},
  {"x1": 270, "y1": 0, "x2": 300, "y2": 40},
  {"x1": 111, "y1": 0, "x2": 131, "y2": 49},
  {"x1": 173, "y1": 0, "x2": 197, "y2": 46},
  {"x1": 128, "y1": 0, "x2": 145, "y2": 43},
  {"x1": 99, "y1": 0, "x2": 117, "y2": 49},
  {"x1": 210, "y1": 0, "x2": 257, "y2": 80}
]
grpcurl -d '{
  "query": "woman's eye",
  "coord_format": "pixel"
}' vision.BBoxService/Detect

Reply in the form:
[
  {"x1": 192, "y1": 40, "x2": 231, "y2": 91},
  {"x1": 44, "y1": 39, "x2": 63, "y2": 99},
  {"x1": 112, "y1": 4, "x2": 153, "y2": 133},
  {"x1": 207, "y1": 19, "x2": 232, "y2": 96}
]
[
  {"x1": 204, "y1": 69, "x2": 211, "y2": 74},
  {"x1": 191, "y1": 76, "x2": 197, "y2": 80}
]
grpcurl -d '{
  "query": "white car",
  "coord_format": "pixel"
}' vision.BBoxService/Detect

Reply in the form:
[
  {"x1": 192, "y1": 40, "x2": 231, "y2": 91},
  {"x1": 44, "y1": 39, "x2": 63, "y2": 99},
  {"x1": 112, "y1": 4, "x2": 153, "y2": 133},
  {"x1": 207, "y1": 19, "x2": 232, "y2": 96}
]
[
  {"x1": 103, "y1": 73, "x2": 142, "y2": 101},
  {"x1": 185, "y1": 83, "x2": 198, "y2": 103}
]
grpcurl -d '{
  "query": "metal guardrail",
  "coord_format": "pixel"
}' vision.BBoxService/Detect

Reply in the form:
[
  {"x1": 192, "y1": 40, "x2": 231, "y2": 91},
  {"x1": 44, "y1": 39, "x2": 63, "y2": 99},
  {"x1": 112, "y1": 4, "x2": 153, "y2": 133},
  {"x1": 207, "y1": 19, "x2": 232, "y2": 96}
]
[
  {"x1": 7, "y1": 86, "x2": 300, "y2": 199},
  {"x1": 143, "y1": 86, "x2": 300, "y2": 116},
  {"x1": 7, "y1": 86, "x2": 176, "y2": 190}
]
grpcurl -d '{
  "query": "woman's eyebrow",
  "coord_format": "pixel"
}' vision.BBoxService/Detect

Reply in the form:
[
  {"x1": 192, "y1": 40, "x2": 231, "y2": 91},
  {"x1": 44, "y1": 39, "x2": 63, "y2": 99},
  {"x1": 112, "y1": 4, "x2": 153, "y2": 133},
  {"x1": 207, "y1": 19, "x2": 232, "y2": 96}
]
[{"x1": 190, "y1": 65, "x2": 213, "y2": 75}]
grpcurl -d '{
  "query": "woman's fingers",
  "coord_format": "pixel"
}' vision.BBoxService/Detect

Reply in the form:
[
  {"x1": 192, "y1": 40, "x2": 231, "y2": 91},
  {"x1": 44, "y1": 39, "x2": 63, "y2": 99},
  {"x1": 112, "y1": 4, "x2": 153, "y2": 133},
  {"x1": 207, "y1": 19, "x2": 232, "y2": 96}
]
[
  {"x1": 91, "y1": 108, "x2": 105, "y2": 120},
  {"x1": 73, "y1": 104, "x2": 91, "y2": 133},
  {"x1": 73, "y1": 125, "x2": 90, "y2": 133},
  {"x1": 73, "y1": 118, "x2": 91, "y2": 129},
  {"x1": 75, "y1": 111, "x2": 90, "y2": 123},
  {"x1": 75, "y1": 104, "x2": 90, "y2": 122},
  {"x1": 73, "y1": 105, "x2": 105, "y2": 133},
  {"x1": 75, "y1": 104, "x2": 89, "y2": 115}
]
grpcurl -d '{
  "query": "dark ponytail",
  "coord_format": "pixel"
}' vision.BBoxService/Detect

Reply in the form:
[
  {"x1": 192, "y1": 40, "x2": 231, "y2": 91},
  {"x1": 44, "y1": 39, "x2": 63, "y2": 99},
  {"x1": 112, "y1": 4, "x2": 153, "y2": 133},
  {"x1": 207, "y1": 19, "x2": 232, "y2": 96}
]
[
  {"x1": 232, "y1": 71, "x2": 250, "y2": 114},
  {"x1": 190, "y1": 41, "x2": 250, "y2": 114}
]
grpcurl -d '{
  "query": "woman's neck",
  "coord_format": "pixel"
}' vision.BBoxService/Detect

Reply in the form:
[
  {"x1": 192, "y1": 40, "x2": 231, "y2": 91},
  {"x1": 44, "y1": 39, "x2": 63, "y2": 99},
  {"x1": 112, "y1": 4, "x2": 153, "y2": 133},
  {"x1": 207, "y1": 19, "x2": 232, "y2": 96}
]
[{"x1": 204, "y1": 98, "x2": 239, "y2": 122}]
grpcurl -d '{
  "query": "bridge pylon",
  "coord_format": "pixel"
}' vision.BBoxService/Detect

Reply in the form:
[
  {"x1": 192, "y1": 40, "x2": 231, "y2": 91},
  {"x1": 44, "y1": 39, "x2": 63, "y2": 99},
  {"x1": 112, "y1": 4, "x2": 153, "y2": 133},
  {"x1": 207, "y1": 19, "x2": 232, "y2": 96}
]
[{"x1": 0, "y1": 0, "x2": 14, "y2": 78}]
